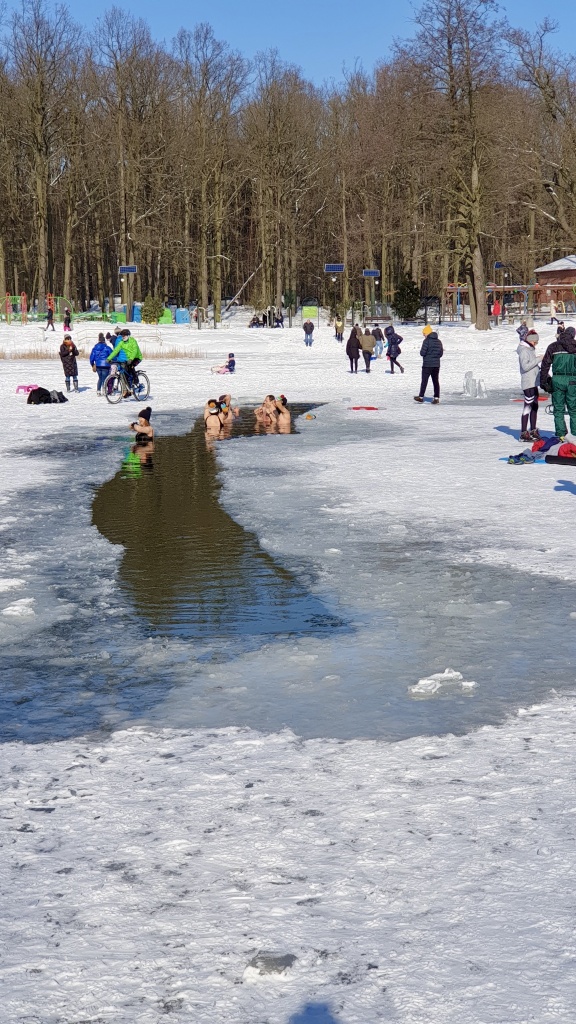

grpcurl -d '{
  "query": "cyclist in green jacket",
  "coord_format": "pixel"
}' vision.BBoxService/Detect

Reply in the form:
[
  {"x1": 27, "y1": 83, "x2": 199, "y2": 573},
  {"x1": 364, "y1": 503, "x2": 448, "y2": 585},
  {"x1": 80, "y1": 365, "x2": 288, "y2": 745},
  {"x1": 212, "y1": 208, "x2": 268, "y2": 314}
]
[{"x1": 107, "y1": 329, "x2": 143, "y2": 388}]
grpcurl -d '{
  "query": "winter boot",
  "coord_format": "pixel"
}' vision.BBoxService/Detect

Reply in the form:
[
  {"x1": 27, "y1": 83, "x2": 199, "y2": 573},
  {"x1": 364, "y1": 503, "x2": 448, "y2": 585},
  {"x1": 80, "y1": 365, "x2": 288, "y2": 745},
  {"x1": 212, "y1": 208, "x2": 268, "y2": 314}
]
[
  {"x1": 520, "y1": 431, "x2": 532, "y2": 442},
  {"x1": 432, "y1": 397, "x2": 440, "y2": 404},
  {"x1": 65, "y1": 381, "x2": 71, "y2": 392},
  {"x1": 413, "y1": 396, "x2": 424, "y2": 403},
  {"x1": 73, "y1": 380, "x2": 79, "y2": 392}
]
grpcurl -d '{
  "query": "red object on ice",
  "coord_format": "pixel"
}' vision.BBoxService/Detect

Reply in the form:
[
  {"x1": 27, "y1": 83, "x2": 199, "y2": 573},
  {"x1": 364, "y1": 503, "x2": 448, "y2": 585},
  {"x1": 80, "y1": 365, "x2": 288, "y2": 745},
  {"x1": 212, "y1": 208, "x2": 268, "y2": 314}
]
[
  {"x1": 349, "y1": 405, "x2": 379, "y2": 410},
  {"x1": 16, "y1": 384, "x2": 39, "y2": 394},
  {"x1": 510, "y1": 396, "x2": 548, "y2": 402}
]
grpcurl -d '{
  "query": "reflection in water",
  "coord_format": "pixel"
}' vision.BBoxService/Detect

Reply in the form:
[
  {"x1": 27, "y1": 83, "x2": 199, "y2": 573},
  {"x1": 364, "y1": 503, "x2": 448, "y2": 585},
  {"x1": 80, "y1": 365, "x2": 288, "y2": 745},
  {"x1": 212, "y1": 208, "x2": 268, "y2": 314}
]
[{"x1": 92, "y1": 411, "x2": 343, "y2": 640}]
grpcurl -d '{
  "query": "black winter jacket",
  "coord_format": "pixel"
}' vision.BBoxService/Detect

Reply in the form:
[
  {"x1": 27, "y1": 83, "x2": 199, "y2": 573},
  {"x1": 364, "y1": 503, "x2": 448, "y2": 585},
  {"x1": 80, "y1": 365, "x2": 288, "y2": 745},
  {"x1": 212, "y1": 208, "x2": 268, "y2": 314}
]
[
  {"x1": 420, "y1": 333, "x2": 443, "y2": 367},
  {"x1": 346, "y1": 331, "x2": 361, "y2": 358},
  {"x1": 59, "y1": 343, "x2": 79, "y2": 377},
  {"x1": 540, "y1": 329, "x2": 576, "y2": 389}
]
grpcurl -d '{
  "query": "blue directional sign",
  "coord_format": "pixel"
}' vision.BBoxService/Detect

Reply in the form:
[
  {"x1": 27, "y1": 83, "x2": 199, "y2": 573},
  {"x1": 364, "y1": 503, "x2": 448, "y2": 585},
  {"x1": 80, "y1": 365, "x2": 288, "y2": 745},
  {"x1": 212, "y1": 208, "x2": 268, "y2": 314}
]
[
  {"x1": 324, "y1": 263, "x2": 345, "y2": 273},
  {"x1": 119, "y1": 265, "x2": 138, "y2": 274},
  {"x1": 362, "y1": 269, "x2": 379, "y2": 278}
]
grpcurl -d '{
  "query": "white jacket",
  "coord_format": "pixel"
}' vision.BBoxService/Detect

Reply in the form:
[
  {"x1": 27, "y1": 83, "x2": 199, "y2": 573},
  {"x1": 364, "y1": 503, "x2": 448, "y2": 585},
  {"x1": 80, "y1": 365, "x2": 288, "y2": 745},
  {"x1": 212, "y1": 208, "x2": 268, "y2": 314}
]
[{"x1": 517, "y1": 341, "x2": 541, "y2": 388}]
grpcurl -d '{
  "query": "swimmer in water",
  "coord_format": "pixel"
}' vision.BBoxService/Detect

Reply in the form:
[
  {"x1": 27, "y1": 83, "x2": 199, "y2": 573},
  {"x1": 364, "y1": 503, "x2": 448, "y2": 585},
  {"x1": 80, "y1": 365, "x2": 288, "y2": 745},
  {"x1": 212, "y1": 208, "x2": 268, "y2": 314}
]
[
  {"x1": 204, "y1": 398, "x2": 225, "y2": 436},
  {"x1": 218, "y1": 394, "x2": 239, "y2": 421},
  {"x1": 254, "y1": 394, "x2": 276, "y2": 425},
  {"x1": 264, "y1": 394, "x2": 291, "y2": 433},
  {"x1": 130, "y1": 406, "x2": 154, "y2": 443}
]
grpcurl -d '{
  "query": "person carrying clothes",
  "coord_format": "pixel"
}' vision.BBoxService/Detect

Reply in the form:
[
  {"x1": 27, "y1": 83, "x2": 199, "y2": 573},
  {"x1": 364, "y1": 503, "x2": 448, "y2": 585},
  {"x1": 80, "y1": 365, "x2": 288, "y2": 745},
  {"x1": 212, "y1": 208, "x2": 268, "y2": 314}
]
[
  {"x1": 414, "y1": 325, "x2": 443, "y2": 403},
  {"x1": 303, "y1": 319, "x2": 314, "y2": 346},
  {"x1": 59, "y1": 336, "x2": 79, "y2": 392},
  {"x1": 384, "y1": 325, "x2": 404, "y2": 374},
  {"x1": 516, "y1": 321, "x2": 529, "y2": 343},
  {"x1": 360, "y1": 328, "x2": 376, "y2": 372},
  {"x1": 90, "y1": 332, "x2": 113, "y2": 396},
  {"x1": 516, "y1": 328, "x2": 542, "y2": 441},
  {"x1": 371, "y1": 323, "x2": 384, "y2": 357},
  {"x1": 540, "y1": 326, "x2": 576, "y2": 439},
  {"x1": 346, "y1": 326, "x2": 362, "y2": 373},
  {"x1": 107, "y1": 328, "x2": 143, "y2": 389}
]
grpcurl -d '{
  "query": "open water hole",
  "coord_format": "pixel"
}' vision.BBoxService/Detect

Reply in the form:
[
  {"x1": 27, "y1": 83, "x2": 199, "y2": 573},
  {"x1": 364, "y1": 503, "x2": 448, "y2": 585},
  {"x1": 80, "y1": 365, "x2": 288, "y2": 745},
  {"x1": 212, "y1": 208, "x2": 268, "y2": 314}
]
[{"x1": 0, "y1": 404, "x2": 575, "y2": 743}]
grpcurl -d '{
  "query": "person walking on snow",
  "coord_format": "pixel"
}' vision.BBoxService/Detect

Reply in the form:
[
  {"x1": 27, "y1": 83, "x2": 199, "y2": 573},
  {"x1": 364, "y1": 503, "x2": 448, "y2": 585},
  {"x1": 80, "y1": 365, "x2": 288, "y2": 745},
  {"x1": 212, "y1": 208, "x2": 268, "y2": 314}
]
[
  {"x1": 360, "y1": 328, "x2": 376, "y2": 372},
  {"x1": 346, "y1": 326, "x2": 361, "y2": 373},
  {"x1": 59, "y1": 335, "x2": 79, "y2": 392},
  {"x1": 372, "y1": 323, "x2": 385, "y2": 357},
  {"x1": 303, "y1": 319, "x2": 314, "y2": 346},
  {"x1": 516, "y1": 328, "x2": 542, "y2": 441},
  {"x1": 384, "y1": 326, "x2": 404, "y2": 374},
  {"x1": 540, "y1": 325, "x2": 576, "y2": 439},
  {"x1": 414, "y1": 325, "x2": 443, "y2": 403},
  {"x1": 45, "y1": 305, "x2": 55, "y2": 331}
]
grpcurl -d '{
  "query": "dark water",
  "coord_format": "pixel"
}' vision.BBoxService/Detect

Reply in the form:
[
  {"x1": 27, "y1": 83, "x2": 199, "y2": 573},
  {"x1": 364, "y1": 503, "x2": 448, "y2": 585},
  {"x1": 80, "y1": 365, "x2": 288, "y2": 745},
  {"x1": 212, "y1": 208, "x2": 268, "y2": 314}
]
[
  {"x1": 92, "y1": 411, "x2": 343, "y2": 640},
  {"x1": 0, "y1": 410, "x2": 345, "y2": 743}
]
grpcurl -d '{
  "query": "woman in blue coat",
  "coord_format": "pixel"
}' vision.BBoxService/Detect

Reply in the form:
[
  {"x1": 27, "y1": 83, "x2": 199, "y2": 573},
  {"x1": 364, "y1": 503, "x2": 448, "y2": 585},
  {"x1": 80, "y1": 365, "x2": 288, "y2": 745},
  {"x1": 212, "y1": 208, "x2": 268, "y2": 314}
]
[{"x1": 90, "y1": 333, "x2": 113, "y2": 396}]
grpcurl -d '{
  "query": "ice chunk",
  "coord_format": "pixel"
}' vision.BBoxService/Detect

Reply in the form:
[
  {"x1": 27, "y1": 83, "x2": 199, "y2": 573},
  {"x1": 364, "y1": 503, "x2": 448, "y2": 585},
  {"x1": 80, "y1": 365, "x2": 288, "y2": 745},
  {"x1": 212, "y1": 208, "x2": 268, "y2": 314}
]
[
  {"x1": 2, "y1": 597, "x2": 36, "y2": 618},
  {"x1": 244, "y1": 952, "x2": 297, "y2": 979},
  {"x1": 409, "y1": 668, "x2": 477, "y2": 698},
  {"x1": 0, "y1": 578, "x2": 26, "y2": 593}
]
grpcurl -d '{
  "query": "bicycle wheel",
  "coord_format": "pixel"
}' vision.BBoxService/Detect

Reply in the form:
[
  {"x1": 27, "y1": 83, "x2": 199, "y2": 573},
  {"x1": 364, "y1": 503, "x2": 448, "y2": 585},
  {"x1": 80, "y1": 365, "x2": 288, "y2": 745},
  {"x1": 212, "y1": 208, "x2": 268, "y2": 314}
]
[
  {"x1": 104, "y1": 371, "x2": 125, "y2": 404},
  {"x1": 132, "y1": 371, "x2": 150, "y2": 400}
]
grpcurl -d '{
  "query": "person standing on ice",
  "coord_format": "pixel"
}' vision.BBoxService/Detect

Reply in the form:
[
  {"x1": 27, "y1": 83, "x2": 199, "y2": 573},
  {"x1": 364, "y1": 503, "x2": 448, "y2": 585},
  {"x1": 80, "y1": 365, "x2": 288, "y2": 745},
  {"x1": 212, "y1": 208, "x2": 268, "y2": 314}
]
[
  {"x1": 59, "y1": 335, "x2": 79, "y2": 392},
  {"x1": 414, "y1": 325, "x2": 443, "y2": 403},
  {"x1": 540, "y1": 326, "x2": 576, "y2": 439},
  {"x1": 45, "y1": 305, "x2": 55, "y2": 331},
  {"x1": 303, "y1": 319, "x2": 314, "y2": 346},
  {"x1": 516, "y1": 328, "x2": 542, "y2": 442}
]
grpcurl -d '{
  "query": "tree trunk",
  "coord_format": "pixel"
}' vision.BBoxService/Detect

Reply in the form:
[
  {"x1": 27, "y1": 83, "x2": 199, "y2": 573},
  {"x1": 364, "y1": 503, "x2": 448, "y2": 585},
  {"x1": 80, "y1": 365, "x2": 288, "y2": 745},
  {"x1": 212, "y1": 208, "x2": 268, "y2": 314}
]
[
  {"x1": 471, "y1": 242, "x2": 489, "y2": 330},
  {"x1": 200, "y1": 175, "x2": 209, "y2": 310},
  {"x1": 0, "y1": 236, "x2": 6, "y2": 300}
]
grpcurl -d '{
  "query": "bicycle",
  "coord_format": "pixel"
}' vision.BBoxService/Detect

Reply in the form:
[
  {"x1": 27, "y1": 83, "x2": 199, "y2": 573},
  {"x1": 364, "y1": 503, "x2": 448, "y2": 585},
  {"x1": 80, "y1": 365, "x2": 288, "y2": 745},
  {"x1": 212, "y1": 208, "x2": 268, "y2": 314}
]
[{"x1": 104, "y1": 364, "x2": 150, "y2": 404}]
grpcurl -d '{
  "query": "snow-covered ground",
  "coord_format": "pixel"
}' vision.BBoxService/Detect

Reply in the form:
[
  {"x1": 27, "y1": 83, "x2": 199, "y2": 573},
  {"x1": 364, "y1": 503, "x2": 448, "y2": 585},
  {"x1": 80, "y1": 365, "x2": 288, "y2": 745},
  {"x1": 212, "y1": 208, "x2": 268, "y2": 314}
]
[{"x1": 2, "y1": 315, "x2": 576, "y2": 1022}]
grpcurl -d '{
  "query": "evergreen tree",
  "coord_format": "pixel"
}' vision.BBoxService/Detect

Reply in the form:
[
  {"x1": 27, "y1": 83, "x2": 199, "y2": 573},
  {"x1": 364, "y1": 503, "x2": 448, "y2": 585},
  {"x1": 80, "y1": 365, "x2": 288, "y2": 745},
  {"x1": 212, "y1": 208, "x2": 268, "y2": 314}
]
[
  {"x1": 141, "y1": 294, "x2": 164, "y2": 324},
  {"x1": 391, "y1": 277, "x2": 421, "y2": 321}
]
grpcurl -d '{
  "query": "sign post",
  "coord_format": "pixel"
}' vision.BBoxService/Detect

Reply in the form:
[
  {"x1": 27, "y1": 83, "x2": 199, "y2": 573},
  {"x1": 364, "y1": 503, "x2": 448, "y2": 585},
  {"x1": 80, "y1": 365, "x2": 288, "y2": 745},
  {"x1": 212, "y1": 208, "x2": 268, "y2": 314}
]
[
  {"x1": 363, "y1": 269, "x2": 379, "y2": 318},
  {"x1": 119, "y1": 265, "x2": 138, "y2": 323},
  {"x1": 324, "y1": 264, "x2": 345, "y2": 317}
]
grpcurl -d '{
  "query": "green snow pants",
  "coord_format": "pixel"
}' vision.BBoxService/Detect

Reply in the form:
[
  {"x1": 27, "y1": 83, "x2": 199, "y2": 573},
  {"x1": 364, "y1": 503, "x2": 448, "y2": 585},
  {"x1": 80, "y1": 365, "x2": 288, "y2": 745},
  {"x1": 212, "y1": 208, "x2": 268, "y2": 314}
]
[{"x1": 551, "y1": 375, "x2": 576, "y2": 438}]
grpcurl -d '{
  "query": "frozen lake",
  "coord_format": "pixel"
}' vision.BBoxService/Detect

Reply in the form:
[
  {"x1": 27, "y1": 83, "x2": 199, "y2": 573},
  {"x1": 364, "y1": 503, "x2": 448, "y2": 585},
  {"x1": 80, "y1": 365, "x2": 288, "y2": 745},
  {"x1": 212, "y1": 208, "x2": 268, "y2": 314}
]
[
  {"x1": 1, "y1": 405, "x2": 575, "y2": 743},
  {"x1": 2, "y1": 327, "x2": 576, "y2": 1024}
]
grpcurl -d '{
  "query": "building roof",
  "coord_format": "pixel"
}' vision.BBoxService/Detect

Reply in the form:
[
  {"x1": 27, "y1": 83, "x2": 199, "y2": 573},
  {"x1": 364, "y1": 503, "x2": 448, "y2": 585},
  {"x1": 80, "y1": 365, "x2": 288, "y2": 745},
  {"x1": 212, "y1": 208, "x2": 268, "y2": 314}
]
[{"x1": 535, "y1": 255, "x2": 576, "y2": 273}]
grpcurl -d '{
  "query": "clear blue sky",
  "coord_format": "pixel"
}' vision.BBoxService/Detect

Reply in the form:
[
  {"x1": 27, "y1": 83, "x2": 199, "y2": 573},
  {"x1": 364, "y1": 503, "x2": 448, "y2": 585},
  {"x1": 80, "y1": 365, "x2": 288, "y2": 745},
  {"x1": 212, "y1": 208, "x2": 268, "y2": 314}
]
[{"x1": 10, "y1": 0, "x2": 576, "y2": 84}]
